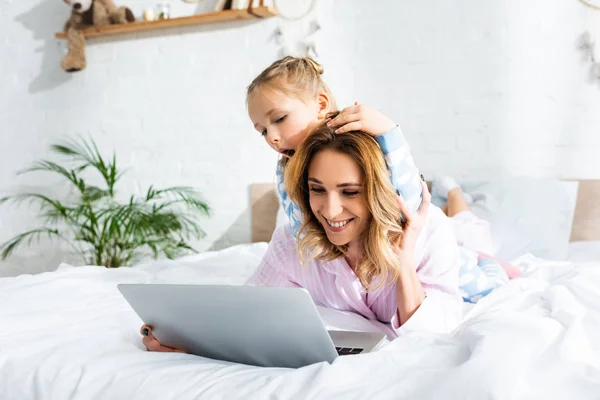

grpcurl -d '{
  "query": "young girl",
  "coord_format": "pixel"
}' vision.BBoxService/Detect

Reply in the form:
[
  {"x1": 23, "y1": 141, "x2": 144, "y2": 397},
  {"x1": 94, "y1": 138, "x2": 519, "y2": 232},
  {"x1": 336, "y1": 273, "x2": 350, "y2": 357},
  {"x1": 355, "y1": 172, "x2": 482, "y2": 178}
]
[
  {"x1": 245, "y1": 56, "x2": 425, "y2": 239},
  {"x1": 141, "y1": 120, "x2": 462, "y2": 352}
]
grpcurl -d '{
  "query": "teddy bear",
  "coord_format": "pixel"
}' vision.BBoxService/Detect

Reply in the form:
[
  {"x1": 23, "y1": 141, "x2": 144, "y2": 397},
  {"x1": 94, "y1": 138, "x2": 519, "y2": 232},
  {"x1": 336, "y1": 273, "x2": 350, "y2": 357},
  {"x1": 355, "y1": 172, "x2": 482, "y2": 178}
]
[{"x1": 61, "y1": 0, "x2": 135, "y2": 72}]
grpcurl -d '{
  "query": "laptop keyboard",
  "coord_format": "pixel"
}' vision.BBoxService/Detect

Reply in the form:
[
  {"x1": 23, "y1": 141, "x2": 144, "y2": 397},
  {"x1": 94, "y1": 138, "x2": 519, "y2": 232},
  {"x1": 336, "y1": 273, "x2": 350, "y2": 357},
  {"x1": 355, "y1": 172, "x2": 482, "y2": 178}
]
[{"x1": 335, "y1": 347, "x2": 364, "y2": 356}]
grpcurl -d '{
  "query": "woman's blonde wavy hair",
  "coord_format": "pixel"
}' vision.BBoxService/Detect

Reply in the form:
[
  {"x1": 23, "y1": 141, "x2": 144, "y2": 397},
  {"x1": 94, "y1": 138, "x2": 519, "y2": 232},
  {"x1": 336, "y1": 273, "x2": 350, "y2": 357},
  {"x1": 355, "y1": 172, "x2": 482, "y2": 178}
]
[{"x1": 284, "y1": 114, "x2": 405, "y2": 290}]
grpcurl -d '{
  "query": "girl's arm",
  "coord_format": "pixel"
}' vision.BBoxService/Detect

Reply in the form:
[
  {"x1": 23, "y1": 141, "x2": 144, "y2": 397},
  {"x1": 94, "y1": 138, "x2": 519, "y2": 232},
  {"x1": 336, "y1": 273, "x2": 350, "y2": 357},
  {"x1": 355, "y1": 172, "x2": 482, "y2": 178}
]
[
  {"x1": 375, "y1": 126, "x2": 424, "y2": 214},
  {"x1": 275, "y1": 162, "x2": 304, "y2": 240}
]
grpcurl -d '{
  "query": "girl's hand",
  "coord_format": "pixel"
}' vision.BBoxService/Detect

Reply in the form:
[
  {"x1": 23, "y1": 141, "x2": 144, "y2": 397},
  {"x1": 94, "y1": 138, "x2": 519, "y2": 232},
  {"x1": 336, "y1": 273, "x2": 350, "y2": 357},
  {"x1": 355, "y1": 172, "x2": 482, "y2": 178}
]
[
  {"x1": 140, "y1": 325, "x2": 186, "y2": 353},
  {"x1": 327, "y1": 102, "x2": 396, "y2": 136},
  {"x1": 394, "y1": 180, "x2": 431, "y2": 266}
]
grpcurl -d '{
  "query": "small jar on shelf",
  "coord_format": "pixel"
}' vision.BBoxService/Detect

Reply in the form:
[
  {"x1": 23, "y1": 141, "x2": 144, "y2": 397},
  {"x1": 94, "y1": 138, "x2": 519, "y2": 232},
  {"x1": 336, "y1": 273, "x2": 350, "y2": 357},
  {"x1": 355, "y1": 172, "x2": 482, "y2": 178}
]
[
  {"x1": 143, "y1": 8, "x2": 156, "y2": 21},
  {"x1": 156, "y1": 2, "x2": 171, "y2": 20}
]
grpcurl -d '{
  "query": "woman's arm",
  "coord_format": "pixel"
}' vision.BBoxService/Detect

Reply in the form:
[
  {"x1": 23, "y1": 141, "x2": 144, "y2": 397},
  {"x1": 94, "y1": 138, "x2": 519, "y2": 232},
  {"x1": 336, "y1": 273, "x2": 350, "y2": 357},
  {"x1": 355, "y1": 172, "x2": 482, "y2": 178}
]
[
  {"x1": 392, "y1": 180, "x2": 429, "y2": 325},
  {"x1": 393, "y1": 227, "x2": 462, "y2": 334},
  {"x1": 395, "y1": 261, "x2": 427, "y2": 325},
  {"x1": 392, "y1": 182, "x2": 463, "y2": 333},
  {"x1": 140, "y1": 325, "x2": 186, "y2": 353}
]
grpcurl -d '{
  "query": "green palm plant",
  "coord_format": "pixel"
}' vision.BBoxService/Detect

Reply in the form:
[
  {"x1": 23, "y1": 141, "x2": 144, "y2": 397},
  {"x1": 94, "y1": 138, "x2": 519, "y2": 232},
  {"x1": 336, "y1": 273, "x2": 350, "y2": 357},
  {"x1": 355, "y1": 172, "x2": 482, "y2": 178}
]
[{"x1": 0, "y1": 137, "x2": 210, "y2": 268}]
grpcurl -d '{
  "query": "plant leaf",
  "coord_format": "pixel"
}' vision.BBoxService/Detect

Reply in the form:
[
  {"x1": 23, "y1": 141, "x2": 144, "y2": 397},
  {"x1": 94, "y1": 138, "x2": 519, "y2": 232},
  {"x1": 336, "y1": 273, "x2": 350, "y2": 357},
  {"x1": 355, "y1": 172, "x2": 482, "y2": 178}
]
[
  {"x1": 82, "y1": 186, "x2": 110, "y2": 203},
  {"x1": 0, "y1": 228, "x2": 62, "y2": 260},
  {"x1": 18, "y1": 161, "x2": 84, "y2": 193}
]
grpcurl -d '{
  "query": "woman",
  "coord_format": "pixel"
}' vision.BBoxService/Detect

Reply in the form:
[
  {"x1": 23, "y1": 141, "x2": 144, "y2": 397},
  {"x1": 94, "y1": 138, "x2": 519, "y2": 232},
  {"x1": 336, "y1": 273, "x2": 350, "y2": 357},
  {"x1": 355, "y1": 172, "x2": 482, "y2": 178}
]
[{"x1": 141, "y1": 117, "x2": 463, "y2": 352}]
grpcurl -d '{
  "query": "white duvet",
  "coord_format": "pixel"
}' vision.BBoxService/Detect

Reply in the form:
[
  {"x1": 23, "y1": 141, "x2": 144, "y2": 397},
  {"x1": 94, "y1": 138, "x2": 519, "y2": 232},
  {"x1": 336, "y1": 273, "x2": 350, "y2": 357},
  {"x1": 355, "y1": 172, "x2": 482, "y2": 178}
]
[{"x1": 2, "y1": 244, "x2": 600, "y2": 400}]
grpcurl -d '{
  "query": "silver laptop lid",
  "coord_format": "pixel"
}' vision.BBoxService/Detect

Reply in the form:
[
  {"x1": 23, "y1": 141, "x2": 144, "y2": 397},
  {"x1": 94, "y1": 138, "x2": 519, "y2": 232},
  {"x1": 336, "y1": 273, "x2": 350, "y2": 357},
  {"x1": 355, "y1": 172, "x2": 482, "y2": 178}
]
[{"x1": 118, "y1": 284, "x2": 340, "y2": 368}]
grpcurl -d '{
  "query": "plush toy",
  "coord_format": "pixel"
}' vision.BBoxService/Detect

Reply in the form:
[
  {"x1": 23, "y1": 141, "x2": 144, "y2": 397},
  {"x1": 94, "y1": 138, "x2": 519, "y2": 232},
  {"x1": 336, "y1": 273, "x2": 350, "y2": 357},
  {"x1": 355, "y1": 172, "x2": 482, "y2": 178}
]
[{"x1": 61, "y1": 0, "x2": 135, "y2": 72}]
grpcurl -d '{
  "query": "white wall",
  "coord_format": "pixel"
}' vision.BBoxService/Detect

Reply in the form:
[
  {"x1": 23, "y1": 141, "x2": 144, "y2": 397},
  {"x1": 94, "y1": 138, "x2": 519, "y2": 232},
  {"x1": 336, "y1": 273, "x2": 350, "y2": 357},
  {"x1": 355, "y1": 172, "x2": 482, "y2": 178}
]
[{"x1": 1, "y1": 0, "x2": 599, "y2": 276}]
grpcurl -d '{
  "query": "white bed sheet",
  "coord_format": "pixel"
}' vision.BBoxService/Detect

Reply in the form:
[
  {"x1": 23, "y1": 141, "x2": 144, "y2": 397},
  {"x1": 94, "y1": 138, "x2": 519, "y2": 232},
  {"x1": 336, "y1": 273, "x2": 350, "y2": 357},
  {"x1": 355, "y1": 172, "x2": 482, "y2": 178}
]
[{"x1": 2, "y1": 246, "x2": 600, "y2": 400}]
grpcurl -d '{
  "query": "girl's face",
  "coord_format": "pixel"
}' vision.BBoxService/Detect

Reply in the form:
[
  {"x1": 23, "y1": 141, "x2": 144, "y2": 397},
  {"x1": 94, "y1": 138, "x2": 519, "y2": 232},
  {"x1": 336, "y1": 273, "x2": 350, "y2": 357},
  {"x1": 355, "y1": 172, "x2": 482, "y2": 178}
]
[
  {"x1": 248, "y1": 88, "x2": 327, "y2": 159},
  {"x1": 307, "y1": 149, "x2": 371, "y2": 247}
]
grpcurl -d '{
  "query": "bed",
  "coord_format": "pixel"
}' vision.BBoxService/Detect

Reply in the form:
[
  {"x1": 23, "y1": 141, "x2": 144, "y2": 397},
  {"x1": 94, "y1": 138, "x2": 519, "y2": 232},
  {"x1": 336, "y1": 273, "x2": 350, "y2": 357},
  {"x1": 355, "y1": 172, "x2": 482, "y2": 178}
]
[{"x1": 1, "y1": 180, "x2": 600, "y2": 399}]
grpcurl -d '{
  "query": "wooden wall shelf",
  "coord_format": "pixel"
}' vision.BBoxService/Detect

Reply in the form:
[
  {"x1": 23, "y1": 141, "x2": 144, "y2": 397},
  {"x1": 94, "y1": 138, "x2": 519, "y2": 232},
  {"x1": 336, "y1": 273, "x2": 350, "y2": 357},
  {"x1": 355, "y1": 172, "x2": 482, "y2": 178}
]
[{"x1": 55, "y1": 7, "x2": 278, "y2": 39}]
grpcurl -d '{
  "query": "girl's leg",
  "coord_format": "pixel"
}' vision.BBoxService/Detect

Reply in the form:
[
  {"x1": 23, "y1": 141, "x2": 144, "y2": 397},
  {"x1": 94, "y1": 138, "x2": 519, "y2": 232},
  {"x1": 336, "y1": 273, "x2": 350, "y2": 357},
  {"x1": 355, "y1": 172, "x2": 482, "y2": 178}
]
[
  {"x1": 446, "y1": 188, "x2": 471, "y2": 217},
  {"x1": 459, "y1": 250, "x2": 511, "y2": 303},
  {"x1": 432, "y1": 174, "x2": 472, "y2": 212},
  {"x1": 433, "y1": 174, "x2": 492, "y2": 252},
  {"x1": 458, "y1": 248, "x2": 500, "y2": 303},
  {"x1": 478, "y1": 257, "x2": 509, "y2": 285}
]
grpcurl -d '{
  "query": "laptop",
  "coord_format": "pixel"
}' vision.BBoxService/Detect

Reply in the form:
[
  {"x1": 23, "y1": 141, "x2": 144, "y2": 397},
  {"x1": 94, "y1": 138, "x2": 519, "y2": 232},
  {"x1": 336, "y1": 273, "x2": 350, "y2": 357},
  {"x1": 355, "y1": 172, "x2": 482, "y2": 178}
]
[{"x1": 118, "y1": 284, "x2": 387, "y2": 368}]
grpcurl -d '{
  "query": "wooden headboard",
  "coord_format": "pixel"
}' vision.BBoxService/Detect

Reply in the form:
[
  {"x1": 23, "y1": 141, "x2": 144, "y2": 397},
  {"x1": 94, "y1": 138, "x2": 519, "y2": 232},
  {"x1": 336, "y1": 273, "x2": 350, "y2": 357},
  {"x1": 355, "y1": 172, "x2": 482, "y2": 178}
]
[
  {"x1": 251, "y1": 180, "x2": 600, "y2": 243},
  {"x1": 251, "y1": 183, "x2": 280, "y2": 243}
]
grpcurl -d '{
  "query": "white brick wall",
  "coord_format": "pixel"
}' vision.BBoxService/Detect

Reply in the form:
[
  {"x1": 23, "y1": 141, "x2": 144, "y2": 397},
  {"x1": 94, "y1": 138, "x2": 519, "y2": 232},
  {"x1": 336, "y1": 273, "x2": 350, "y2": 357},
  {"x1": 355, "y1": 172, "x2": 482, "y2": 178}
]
[{"x1": 1, "y1": 0, "x2": 599, "y2": 276}]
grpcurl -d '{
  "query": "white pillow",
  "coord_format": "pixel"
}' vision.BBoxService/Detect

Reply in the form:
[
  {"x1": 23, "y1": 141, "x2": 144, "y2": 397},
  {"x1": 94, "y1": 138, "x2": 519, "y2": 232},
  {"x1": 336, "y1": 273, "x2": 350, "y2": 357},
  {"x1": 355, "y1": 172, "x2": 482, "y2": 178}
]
[{"x1": 434, "y1": 176, "x2": 579, "y2": 261}]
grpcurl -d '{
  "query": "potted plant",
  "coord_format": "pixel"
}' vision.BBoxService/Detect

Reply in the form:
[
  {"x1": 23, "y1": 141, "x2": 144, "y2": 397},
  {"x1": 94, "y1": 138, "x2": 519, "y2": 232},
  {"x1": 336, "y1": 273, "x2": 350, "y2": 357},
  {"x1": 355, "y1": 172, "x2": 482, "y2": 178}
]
[{"x1": 0, "y1": 137, "x2": 210, "y2": 268}]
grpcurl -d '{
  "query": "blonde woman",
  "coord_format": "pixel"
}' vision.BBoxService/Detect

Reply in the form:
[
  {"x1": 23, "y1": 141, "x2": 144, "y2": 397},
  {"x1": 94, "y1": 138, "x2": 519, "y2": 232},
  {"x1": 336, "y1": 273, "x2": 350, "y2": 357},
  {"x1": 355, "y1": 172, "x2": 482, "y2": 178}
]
[{"x1": 246, "y1": 117, "x2": 463, "y2": 337}]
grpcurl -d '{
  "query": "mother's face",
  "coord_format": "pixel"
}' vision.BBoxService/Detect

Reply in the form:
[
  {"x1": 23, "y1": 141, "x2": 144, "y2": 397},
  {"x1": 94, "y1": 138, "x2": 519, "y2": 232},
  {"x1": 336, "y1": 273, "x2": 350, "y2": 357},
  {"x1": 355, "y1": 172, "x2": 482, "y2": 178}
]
[{"x1": 307, "y1": 149, "x2": 371, "y2": 246}]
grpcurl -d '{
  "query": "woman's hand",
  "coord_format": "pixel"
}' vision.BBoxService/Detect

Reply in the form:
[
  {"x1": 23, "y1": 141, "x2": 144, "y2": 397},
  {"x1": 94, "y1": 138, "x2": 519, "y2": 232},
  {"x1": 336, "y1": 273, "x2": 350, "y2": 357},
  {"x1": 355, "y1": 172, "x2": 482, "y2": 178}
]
[
  {"x1": 327, "y1": 102, "x2": 396, "y2": 136},
  {"x1": 393, "y1": 180, "x2": 430, "y2": 326},
  {"x1": 394, "y1": 180, "x2": 431, "y2": 266},
  {"x1": 140, "y1": 325, "x2": 187, "y2": 353}
]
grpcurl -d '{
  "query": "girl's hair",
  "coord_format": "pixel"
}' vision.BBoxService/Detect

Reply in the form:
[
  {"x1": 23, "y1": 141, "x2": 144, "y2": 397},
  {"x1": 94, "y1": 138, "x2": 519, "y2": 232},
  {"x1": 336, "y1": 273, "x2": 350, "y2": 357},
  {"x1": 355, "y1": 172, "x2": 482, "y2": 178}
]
[
  {"x1": 284, "y1": 113, "x2": 405, "y2": 290},
  {"x1": 246, "y1": 56, "x2": 337, "y2": 111}
]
